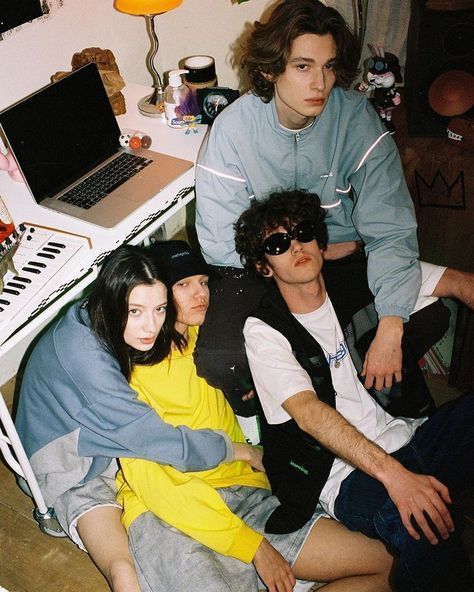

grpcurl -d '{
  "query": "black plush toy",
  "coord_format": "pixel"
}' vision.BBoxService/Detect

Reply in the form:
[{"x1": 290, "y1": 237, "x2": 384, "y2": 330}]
[{"x1": 357, "y1": 44, "x2": 403, "y2": 133}]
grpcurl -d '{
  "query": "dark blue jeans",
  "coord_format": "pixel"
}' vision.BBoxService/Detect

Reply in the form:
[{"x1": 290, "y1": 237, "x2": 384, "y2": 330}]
[{"x1": 334, "y1": 391, "x2": 474, "y2": 592}]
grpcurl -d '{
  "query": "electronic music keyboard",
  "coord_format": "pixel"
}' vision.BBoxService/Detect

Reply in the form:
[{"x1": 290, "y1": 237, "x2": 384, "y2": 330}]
[{"x1": 0, "y1": 224, "x2": 91, "y2": 340}]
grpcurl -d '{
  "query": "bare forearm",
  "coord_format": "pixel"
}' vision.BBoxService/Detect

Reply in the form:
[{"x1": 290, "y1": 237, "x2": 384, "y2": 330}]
[
  {"x1": 285, "y1": 392, "x2": 394, "y2": 481},
  {"x1": 376, "y1": 316, "x2": 404, "y2": 340},
  {"x1": 323, "y1": 240, "x2": 363, "y2": 261},
  {"x1": 326, "y1": 412, "x2": 454, "y2": 544},
  {"x1": 284, "y1": 392, "x2": 454, "y2": 543},
  {"x1": 253, "y1": 538, "x2": 296, "y2": 592}
]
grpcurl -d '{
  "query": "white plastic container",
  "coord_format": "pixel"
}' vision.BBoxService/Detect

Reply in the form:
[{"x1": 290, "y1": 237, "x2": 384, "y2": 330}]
[{"x1": 164, "y1": 69, "x2": 190, "y2": 128}]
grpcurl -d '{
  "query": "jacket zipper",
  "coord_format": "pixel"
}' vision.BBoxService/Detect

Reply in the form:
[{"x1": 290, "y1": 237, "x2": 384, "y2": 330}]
[{"x1": 293, "y1": 132, "x2": 300, "y2": 189}]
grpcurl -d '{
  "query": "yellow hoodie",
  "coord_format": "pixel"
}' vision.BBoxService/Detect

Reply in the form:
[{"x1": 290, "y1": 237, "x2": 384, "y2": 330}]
[{"x1": 117, "y1": 326, "x2": 269, "y2": 563}]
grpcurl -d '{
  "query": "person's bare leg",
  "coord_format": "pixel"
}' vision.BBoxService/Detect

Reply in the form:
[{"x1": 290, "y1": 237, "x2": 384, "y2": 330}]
[
  {"x1": 77, "y1": 506, "x2": 141, "y2": 592},
  {"x1": 432, "y1": 268, "x2": 474, "y2": 309},
  {"x1": 293, "y1": 517, "x2": 393, "y2": 591}
]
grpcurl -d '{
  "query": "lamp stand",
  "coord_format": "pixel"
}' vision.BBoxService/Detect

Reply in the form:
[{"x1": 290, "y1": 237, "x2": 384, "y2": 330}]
[{"x1": 138, "y1": 14, "x2": 165, "y2": 117}]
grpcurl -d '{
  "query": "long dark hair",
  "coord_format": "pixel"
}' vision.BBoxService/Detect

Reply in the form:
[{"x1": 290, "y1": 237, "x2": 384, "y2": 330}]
[
  {"x1": 87, "y1": 245, "x2": 178, "y2": 380},
  {"x1": 242, "y1": 0, "x2": 360, "y2": 102}
]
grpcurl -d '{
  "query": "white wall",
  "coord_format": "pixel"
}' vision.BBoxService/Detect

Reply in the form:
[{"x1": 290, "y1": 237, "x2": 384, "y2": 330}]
[
  {"x1": 159, "y1": 0, "x2": 403, "y2": 90},
  {"x1": 0, "y1": 0, "x2": 274, "y2": 115},
  {"x1": 150, "y1": 0, "x2": 410, "y2": 90},
  {"x1": 157, "y1": 0, "x2": 275, "y2": 89},
  {"x1": 0, "y1": 0, "x2": 149, "y2": 111},
  {"x1": 0, "y1": 1, "x2": 409, "y2": 114}
]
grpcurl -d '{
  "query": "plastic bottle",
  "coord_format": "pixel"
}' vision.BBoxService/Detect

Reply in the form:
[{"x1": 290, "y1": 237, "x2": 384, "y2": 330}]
[
  {"x1": 164, "y1": 69, "x2": 190, "y2": 128},
  {"x1": 0, "y1": 195, "x2": 14, "y2": 243}
]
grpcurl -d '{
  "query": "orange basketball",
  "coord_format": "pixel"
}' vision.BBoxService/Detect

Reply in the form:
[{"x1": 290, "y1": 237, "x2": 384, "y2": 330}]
[{"x1": 128, "y1": 136, "x2": 142, "y2": 150}]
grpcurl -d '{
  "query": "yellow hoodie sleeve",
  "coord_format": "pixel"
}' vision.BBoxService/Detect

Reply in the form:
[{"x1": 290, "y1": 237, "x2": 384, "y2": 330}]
[{"x1": 118, "y1": 458, "x2": 263, "y2": 564}]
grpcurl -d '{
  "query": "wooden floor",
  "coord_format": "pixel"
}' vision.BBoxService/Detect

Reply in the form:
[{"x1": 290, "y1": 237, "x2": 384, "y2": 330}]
[
  {"x1": 0, "y1": 377, "x2": 110, "y2": 592},
  {"x1": 0, "y1": 374, "x2": 473, "y2": 592}
]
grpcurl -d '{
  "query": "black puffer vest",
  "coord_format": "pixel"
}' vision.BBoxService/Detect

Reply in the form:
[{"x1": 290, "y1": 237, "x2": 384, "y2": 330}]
[
  {"x1": 251, "y1": 275, "x2": 449, "y2": 534},
  {"x1": 251, "y1": 285, "x2": 337, "y2": 534}
]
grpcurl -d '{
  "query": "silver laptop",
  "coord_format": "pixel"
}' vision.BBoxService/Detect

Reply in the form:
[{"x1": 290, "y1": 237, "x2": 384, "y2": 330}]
[{"x1": 0, "y1": 63, "x2": 193, "y2": 228}]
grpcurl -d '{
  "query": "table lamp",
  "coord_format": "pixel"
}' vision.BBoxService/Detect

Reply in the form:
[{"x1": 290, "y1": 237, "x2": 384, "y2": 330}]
[{"x1": 115, "y1": 0, "x2": 183, "y2": 117}]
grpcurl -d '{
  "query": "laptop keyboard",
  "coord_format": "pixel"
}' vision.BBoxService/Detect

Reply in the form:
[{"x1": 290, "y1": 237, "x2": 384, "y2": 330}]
[{"x1": 58, "y1": 152, "x2": 153, "y2": 209}]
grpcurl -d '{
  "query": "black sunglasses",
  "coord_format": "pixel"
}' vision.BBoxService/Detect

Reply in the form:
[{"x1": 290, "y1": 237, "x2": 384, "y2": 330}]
[{"x1": 262, "y1": 221, "x2": 317, "y2": 256}]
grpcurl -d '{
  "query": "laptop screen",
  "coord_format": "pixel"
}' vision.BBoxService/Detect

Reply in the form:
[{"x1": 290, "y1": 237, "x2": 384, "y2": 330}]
[{"x1": 0, "y1": 63, "x2": 121, "y2": 203}]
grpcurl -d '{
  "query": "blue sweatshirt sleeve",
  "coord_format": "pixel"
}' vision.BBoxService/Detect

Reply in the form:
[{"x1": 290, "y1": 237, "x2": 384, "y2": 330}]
[
  {"x1": 195, "y1": 122, "x2": 250, "y2": 268},
  {"x1": 348, "y1": 101, "x2": 421, "y2": 320},
  {"x1": 18, "y1": 308, "x2": 232, "y2": 472}
]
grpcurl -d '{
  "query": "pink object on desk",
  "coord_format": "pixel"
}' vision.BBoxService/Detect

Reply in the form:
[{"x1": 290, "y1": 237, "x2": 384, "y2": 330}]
[{"x1": 0, "y1": 150, "x2": 23, "y2": 183}]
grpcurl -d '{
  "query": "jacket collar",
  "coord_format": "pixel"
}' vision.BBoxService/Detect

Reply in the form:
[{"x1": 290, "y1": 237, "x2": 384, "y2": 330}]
[{"x1": 267, "y1": 96, "x2": 318, "y2": 138}]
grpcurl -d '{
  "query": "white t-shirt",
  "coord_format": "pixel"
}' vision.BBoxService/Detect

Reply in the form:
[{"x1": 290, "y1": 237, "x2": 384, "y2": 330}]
[{"x1": 244, "y1": 295, "x2": 426, "y2": 517}]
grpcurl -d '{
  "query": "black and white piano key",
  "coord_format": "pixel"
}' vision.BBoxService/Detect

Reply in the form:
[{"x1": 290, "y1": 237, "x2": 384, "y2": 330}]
[{"x1": 0, "y1": 225, "x2": 90, "y2": 329}]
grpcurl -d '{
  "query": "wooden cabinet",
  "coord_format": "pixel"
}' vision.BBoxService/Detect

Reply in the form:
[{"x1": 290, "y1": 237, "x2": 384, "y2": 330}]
[{"x1": 391, "y1": 101, "x2": 473, "y2": 387}]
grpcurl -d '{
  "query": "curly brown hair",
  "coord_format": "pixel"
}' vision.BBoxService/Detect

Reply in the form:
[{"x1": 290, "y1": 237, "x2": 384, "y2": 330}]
[
  {"x1": 242, "y1": 0, "x2": 360, "y2": 102},
  {"x1": 234, "y1": 189, "x2": 328, "y2": 275}
]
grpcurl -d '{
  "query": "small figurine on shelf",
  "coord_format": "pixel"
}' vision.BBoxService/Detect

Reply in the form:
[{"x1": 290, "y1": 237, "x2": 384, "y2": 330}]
[
  {"x1": 181, "y1": 114, "x2": 202, "y2": 135},
  {"x1": 357, "y1": 44, "x2": 402, "y2": 133}
]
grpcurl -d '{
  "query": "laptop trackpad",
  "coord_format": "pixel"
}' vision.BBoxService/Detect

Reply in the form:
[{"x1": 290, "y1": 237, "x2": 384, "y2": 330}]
[{"x1": 124, "y1": 152, "x2": 193, "y2": 203}]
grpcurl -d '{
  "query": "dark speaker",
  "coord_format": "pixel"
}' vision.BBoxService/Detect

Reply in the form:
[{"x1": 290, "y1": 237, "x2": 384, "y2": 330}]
[{"x1": 405, "y1": 1, "x2": 474, "y2": 137}]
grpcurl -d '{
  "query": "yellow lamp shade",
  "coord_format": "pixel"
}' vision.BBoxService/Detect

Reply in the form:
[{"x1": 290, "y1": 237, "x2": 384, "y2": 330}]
[{"x1": 115, "y1": 0, "x2": 182, "y2": 15}]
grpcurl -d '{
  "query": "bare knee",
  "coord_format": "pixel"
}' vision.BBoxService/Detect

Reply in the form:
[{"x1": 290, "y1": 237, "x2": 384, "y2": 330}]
[
  {"x1": 107, "y1": 557, "x2": 141, "y2": 592},
  {"x1": 293, "y1": 517, "x2": 394, "y2": 587},
  {"x1": 77, "y1": 506, "x2": 140, "y2": 592}
]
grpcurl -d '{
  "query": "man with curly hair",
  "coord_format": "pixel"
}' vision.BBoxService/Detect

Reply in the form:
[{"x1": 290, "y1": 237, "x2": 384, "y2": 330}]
[
  {"x1": 194, "y1": 0, "x2": 472, "y2": 417},
  {"x1": 236, "y1": 188, "x2": 474, "y2": 592}
]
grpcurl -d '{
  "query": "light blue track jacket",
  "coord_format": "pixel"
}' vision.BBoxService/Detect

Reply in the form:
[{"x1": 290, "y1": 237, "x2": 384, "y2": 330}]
[
  {"x1": 195, "y1": 89, "x2": 421, "y2": 320},
  {"x1": 15, "y1": 302, "x2": 232, "y2": 507}
]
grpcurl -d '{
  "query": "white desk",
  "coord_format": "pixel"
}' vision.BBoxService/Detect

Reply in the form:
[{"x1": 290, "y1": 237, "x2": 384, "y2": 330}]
[
  {"x1": 0, "y1": 82, "x2": 208, "y2": 519},
  {"x1": 0, "y1": 82, "x2": 208, "y2": 383}
]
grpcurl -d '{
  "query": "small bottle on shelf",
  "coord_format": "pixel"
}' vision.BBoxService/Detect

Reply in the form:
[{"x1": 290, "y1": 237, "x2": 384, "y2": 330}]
[
  {"x1": 164, "y1": 69, "x2": 190, "y2": 128},
  {"x1": 0, "y1": 195, "x2": 14, "y2": 242}
]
